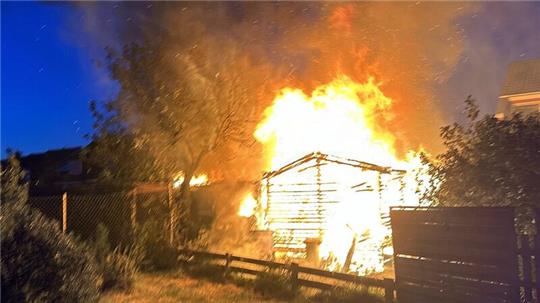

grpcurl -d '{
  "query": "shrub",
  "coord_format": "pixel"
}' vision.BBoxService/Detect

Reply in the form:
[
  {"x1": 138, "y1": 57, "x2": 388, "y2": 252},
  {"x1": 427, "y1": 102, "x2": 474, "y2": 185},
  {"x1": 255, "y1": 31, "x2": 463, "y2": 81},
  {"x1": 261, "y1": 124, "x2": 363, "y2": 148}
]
[
  {"x1": 185, "y1": 260, "x2": 227, "y2": 283},
  {"x1": 229, "y1": 272, "x2": 253, "y2": 288},
  {"x1": 133, "y1": 220, "x2": 177, "y2": 271},
  {"x1": 93, "y1": 223, "x2": 111, "y2": 264},
  {"x1": 144, "y1": 240, "x2": 178, "y2": 271},
  {"x1": 100, "y1": 248, "x2": 138, "y2": 291},
  {"x1": 253, "y1": 269, "x2": 297, "y2": 300},
  {"x1": 311, "y1": 284, "x2": 384, "y2": 303},
  {"x1": 92, "y1": 224, "x2": 140, "y2": 291},
  {"x1": 1, "y1": 202, "x2": 100, "y2": 302}
]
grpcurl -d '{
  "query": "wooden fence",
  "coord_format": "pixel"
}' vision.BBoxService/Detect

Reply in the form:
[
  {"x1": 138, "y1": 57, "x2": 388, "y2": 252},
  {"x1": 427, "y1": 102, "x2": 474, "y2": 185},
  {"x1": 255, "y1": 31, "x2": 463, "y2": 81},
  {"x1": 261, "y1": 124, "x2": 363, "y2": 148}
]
[
  {"x1": 390, "y1": 207, "x2": 531, "y2": 303},
  {"x1": 178, "y1": 249, "x2": 396, "y2": 303}
]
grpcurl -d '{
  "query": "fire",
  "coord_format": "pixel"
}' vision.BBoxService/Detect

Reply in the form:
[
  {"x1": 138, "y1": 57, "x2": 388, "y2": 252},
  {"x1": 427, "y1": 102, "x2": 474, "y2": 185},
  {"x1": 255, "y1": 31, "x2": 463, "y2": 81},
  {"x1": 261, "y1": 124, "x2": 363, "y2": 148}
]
[
  {"x1": 255, "y1": 75, "x2": 398, "y2": 170},
  {"x1": 172, "y1": 173, "x2": 209, "y2": 188},
  {"x1": 252, "y1": 75, "x2": 428, "y2": 275},
  {"x1": 238, "y1": 193, "x2": 257, "y2": 217}
]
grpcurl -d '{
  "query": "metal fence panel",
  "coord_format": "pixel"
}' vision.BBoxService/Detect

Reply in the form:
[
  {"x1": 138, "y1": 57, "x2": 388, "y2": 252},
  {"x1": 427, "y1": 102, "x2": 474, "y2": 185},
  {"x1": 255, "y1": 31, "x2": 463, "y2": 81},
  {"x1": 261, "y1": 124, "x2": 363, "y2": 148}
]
[{"x1": 391, "y1": 207, "x2": 519, "y2": 303}]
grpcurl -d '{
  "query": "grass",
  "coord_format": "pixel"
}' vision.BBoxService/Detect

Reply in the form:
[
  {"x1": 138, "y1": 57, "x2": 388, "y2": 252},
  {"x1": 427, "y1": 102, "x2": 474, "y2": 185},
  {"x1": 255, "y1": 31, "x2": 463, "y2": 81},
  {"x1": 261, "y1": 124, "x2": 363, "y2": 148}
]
[
  {"x1": 99, "y1": 271, "x2": 298, "y2": 303},
  {"x1": 310, "y1": 284, "x2": 384, "y2": 303},
  {"x1": 100, "y1": 270, "x2": 385, "y2": 303}
]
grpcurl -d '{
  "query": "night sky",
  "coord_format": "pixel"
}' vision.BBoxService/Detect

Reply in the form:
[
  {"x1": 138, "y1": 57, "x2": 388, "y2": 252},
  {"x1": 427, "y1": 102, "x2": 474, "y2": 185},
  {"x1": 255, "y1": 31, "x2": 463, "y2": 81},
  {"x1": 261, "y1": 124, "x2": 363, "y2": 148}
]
[
  {"x1": 1, "y1": 2, "x2": 539, "y2": 158},
  {"x1": 1, "y1": 2, "x2": 117, "y2": 158}
]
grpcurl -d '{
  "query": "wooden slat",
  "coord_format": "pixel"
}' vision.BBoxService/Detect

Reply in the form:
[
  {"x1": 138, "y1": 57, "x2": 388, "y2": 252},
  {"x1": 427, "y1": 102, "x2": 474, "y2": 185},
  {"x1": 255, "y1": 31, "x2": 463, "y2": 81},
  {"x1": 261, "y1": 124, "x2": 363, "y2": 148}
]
[
  {"x1": 396, "y1": 267, "x2": 512, "y2": 297},
  {"x1": 392, "y1": 222, "x2": 514, "y2": 239},
  {"x1": 394, "y1": 256, "x2": 513, "y2": 282},
  {"x1": 392, "y1": 225, "x2": 516, "y2": 249},
  {"x1": 231, "y1": 255, "x2": 287, "y2": 269},
  {"x1": 394, "y1": 242, "x2": 514, "y2": 265},
  {"x1": 397, "y1": 284, "x2": 512, "y2": 303},
  {"x1": 298, "y1": 265, "x2": 385, "y2": 287},
  {"x1": 391, "y1": 207, "x2": 519, "y2": 303},
  {"x1": 391, "y1": 207, "x2": 514, "y2": 227}
]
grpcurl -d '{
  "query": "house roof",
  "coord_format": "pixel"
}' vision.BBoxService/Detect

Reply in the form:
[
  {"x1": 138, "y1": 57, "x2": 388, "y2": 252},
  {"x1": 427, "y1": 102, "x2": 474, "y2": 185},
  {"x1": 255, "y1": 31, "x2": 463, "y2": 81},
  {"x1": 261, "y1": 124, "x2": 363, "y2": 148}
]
[{"x1": 500, "y1": 59, "x2": 540, "y2": 97}]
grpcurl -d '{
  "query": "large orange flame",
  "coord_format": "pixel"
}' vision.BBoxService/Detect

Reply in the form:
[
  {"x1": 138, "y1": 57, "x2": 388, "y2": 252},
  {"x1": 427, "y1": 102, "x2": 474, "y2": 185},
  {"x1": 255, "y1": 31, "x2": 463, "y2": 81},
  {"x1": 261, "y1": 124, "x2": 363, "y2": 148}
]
[
  {"x1": 243, "y1": 75, "x2": 428, "y2": 275},
  {"x1": 255, "y1": 75, "x2": 400, "y2": 170}
]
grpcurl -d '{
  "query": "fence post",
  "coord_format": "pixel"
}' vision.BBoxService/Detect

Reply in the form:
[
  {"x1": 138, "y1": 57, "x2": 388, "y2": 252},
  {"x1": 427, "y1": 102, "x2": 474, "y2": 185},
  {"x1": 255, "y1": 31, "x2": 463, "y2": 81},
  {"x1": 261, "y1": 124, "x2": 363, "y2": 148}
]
[
  {"x1": 383, "y1": 278, "x2": 395, "y2": 303},
  {"x1": 168, "y1": 183, "x2": 174, "y2": 246},
  {"x1": 62, "y1": 192, "x2": 68, "y2": 233},
  {"x1": 224, "y1": 253, "x2": 232, "y2": 277},
  {"x1": 225, "y1": 253, "x2": 232, "y2": 269},
  {"x1": 290, "y1": 262, "x2": 299, "y2": 291}
]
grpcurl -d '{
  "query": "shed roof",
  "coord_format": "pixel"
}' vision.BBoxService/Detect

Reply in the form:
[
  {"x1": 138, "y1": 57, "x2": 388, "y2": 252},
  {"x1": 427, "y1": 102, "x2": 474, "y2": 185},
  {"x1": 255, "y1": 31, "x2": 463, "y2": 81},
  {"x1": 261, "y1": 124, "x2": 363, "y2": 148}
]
[{"x1": 263, "y1": 152, "x2": 405, "y2": 179}]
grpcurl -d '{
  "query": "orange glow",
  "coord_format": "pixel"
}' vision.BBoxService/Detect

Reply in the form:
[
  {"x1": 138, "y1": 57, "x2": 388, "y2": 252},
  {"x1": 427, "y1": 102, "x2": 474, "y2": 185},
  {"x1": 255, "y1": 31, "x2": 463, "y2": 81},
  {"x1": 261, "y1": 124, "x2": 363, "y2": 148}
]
[
  {"x1": 253, "y1": 75, "x2": 428, "y2": 275},
  {"x1": 172, "y1": 173, "x2": 209, "y2": 188},
  {"x1": 238, "y1": 193, "x2": 257, "y2": 217}
]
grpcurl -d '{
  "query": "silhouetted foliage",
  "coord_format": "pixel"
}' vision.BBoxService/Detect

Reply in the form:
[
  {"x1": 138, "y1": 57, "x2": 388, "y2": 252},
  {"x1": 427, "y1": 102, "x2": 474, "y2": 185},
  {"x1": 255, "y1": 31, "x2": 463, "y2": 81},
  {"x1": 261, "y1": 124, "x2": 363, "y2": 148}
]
[
  {"x1": 1, "y1": 160, "x2": 100, "y2": 302},
  {"x1": 253, "y1": 269, "x2": 297, "y2": 300},
  {"x1": 1, "y1": 204, "x2": 101, "y2": 302},
  {"x1": 133, "y1": 219, "x2": 178, "y2": 271},
  {"x1": 1, "y1": 153, "x2": 28, "y2": 205},
  {"x1": 424, "y1": 96, "x2": 540, "y2": 207},
  {"x1": 91, "y1": 224, "x2": 139, "y2": 291}
]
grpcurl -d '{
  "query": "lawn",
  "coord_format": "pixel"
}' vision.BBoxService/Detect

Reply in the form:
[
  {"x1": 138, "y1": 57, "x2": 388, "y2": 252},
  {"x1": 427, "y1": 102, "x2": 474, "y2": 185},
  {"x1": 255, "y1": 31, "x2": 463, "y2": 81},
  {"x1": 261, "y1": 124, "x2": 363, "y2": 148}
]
[{"x1": 99, "y1": 272, "x2": 294, "y2": 303}]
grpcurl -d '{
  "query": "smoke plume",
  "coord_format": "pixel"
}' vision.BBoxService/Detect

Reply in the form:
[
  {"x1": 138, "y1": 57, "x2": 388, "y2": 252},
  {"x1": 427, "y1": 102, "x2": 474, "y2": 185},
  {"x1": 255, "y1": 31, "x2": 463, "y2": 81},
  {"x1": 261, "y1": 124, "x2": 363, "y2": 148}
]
[{"x1": 79, "y1": 2, "x2": 476, "y2": 159}]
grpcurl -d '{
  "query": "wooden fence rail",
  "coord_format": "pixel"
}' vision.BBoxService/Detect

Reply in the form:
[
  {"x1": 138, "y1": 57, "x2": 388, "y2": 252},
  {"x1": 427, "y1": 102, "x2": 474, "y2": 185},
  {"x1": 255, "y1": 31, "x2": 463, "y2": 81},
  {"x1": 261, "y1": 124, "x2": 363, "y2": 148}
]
[{"x1": 178, "y1": 249, "x2": 395, "y2": 303}]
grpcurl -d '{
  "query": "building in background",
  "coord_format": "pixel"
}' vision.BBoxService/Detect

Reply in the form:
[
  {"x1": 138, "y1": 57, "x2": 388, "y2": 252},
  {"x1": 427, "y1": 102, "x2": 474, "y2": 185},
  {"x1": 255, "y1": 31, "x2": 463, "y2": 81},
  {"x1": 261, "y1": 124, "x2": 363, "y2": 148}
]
[
  {"x1": 496, "y1": 59, "x2": 540, "y2": 119},
  {"x1": 1, "y1": 147, "x2": 103, "y2": 195}
]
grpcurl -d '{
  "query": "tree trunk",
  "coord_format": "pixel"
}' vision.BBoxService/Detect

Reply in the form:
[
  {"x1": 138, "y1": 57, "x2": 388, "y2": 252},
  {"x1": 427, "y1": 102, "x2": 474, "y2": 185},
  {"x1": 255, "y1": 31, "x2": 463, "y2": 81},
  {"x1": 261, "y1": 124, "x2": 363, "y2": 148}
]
[{"x1": 177, "y1": 151, "x2": 205, "y2": 245}]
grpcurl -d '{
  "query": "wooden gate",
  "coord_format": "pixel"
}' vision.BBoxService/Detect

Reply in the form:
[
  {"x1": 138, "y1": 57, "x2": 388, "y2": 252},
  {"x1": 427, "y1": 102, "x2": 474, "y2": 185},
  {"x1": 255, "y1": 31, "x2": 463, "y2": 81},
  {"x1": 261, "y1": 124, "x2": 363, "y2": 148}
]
[{"x1": 390, "y1": 207, "x2": 520, "y2": 303}]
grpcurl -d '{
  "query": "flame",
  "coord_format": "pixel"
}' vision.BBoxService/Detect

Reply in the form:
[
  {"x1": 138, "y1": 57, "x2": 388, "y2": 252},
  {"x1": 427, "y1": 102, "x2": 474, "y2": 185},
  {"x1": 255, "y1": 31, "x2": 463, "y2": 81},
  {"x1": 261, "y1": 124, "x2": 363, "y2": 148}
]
[
  {"x1": 172, "y1": 173, "x2": 209, "y2": 188},
  {"x1": 254, "y1": 75, "x2": 428, "y2": 275},
  {"x1": 238, "y1": 193, "x2": 257, "y2": 217},
  {"x1": 255, "y1": 75, "x2": 398, "y2": 170}
]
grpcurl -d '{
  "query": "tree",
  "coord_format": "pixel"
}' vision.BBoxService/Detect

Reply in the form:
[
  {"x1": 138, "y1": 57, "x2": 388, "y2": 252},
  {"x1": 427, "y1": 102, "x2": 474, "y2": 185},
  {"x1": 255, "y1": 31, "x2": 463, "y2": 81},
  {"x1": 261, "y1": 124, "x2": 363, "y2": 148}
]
[
  {"x1": 89, "y1": 36, "x2": 275, "y2": 197},
  {"x1": 1, "y1": 152, "x2": 28, "y2": 204},
  {"x1": 424, "y1": 96, "x2": 540, "y2": 207},
  {"x1": 88, "y1": 34, "x2": 279, "y2": 245}
]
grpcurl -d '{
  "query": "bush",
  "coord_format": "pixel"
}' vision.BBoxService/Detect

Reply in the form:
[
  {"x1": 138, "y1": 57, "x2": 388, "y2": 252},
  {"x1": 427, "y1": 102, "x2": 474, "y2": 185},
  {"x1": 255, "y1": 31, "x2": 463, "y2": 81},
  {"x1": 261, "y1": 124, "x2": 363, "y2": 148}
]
[
  {"x1": 93, "y1": 223, "x2": 111, "y2": 264},
  {"x1": 1, "y1": 202, "x2": 100, "y2": 302},
  {"x1": 185, "y1": 260, "x2": 227, "y2": 283},
  {"x1": 91, "y1": 224, "x2": 140, "y2": 291},
  {"x1": 100, "y1": 248, "x2": 138, "y2": 291},
  {"x1": 134, "y1": 220, "x2": 177, "y2": 271},
  {"x1": 143, "y1": 240, "x2": 178, "y2": 271},
  {"x1": 311, "y1": 284, "x2": 384, "y2": 303},
  {"x1": 253, "y1": 269, "x2": 297, "y2": 300}
]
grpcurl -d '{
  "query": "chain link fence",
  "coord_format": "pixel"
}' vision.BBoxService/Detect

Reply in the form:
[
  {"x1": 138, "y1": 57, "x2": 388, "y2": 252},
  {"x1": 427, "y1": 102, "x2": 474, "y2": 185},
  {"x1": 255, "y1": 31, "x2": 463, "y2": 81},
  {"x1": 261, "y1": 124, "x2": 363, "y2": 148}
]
[{"x1": 28, "y1": 190, "x2": 173, "y2": 247}]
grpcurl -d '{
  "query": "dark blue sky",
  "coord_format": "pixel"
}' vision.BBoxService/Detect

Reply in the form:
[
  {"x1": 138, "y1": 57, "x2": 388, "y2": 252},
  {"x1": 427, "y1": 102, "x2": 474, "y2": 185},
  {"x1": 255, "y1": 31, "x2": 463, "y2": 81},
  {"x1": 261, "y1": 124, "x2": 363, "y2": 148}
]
[
  {"x1": 1, "y1": 2, "x2": 539, "y2": 158},
  {"x1": 1, "y1": 2, "x2": 117, "y2": 158}
]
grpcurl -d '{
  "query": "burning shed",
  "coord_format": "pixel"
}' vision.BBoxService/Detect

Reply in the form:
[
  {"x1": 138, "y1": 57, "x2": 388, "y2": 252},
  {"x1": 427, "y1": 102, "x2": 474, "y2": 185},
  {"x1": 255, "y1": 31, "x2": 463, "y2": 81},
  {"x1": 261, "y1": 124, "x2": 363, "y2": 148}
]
[
  {"x1": 239, "y1": 76, "x2": 429, "y2": 275},
  {"x1": 255, "y1": 152, "x2": 410, "y2": 275}
]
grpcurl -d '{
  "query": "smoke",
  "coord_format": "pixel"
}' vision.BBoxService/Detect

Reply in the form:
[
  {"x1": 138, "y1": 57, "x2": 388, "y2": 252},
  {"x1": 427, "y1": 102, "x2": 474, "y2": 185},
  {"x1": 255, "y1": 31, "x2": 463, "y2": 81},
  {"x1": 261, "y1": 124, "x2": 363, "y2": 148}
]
[
  {"x1": 79, "y1": 3, "x2": 482, "y2": 155},
  {"x1": 436, "y1": 2, "x2": 540, "y2": 122}
]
